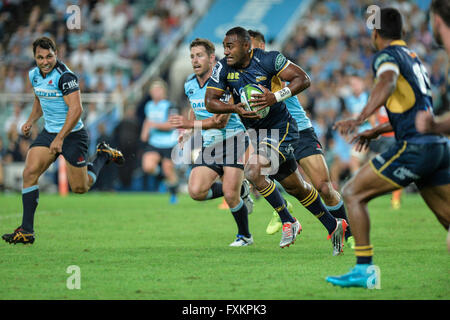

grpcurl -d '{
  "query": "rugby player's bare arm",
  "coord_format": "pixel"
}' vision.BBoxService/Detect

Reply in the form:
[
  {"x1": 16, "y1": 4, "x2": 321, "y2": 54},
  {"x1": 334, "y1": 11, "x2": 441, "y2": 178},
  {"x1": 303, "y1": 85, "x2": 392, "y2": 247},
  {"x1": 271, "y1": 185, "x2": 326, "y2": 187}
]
[
  {"x1": 146, "y1": 120, "x2": 175, "y2": 131},
  {"x1": 48, "y1": 90, "x2": 83, "y2": 155},
  {"x1": 278, "y1": 62, "x2": 311, "y2": 95},
  {"x1": 416, "y1": 110, "x2": 450, "y2": 135},
  {"x1": 334, "y1": 70, "x2": 397, "y2": 136},
  {"x1": 140, "y1": 118, "x2": 175, "y2": 143},
  {"x1": 350, "y1": 122, "x2": 394, "y2": 152},
  {"x1": 250, "y1": 62, "x2": 311, "y2": 110},
  {"x1": 169, "y1": 113, "x2": 230, "y2": 130},
  {"x1": 22, "y1": 95, "x2": 43, "y2": 136},
  {"x1": 205, "y1": 87, "x2": 259, "y2": 118},
  {"x1": 58, "y1": 90, "x2": 83, "y2": 140}
]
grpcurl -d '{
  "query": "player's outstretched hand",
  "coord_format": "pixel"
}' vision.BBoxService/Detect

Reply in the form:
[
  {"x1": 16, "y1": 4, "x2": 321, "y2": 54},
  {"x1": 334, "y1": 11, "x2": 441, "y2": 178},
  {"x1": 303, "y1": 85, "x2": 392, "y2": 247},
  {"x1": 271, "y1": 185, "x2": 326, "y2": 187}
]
[
  {"x1": 333, "y1": 119, "x2": 361, "y2": 136},
  {"x1": 177, "y1": 129, "x2": 192, "y2": 149},
  {"x1": 350, "y1": 129, "x2": 379, "y2": 152},
  {"x1": 234, "y1": 102, "x2": 261, "y2": 119},
  {"x1": 415, "y1": 110, "x2": 434, "y2": 133},
  {"x1": 169, "y1": 115, "x2": 188, "y2": 129},
  {"x1": 249, "y1": 84, "x2": 276, "y2": 111},
  {"x1": 21, "y1": 122, "x2": 33, "y2": 137}
]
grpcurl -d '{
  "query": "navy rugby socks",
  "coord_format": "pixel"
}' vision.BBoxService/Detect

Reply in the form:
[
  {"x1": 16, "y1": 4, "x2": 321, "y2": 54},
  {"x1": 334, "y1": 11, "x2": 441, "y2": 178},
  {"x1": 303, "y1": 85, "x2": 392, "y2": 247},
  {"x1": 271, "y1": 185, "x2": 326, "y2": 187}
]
[
  {"x1": 230, "y1": 199, "x2": 250, "y2": 238},
  {"x1": 205, "y1": 182, "x2": 224, "y2": 199},
  {"x1": 300, "y1": 188, "x2": 337, "y2": 235},
  {"x1": 87, "y1": 152, "x2": 109, "y2": 185},
  {"x1": 21, "y1": 185, "x2": 39, "y2": 232},
  {"x1": 326, "y1": 199, "x2": 352, "y2": 239},
  {"x1": 259, "y1": 180, "x2": 295, "y2": 223}
]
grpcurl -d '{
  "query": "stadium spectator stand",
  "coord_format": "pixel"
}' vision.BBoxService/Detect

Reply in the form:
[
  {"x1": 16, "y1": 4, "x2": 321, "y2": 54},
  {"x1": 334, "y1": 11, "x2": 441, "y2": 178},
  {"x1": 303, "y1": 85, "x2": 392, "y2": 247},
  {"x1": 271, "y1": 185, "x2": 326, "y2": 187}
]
[{"x1": 0, "y1": 0, "x2": 447, "y2": 192}]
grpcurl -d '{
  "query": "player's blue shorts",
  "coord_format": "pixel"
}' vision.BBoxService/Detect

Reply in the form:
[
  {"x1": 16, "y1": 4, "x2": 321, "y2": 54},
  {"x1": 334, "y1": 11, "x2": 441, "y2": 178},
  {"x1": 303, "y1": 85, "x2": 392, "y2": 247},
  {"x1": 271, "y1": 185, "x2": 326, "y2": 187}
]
[
  {"x1": 293, "y1": 127, "x2": 324, "y2": 161},
  {"x1": 370, "y1": 140, "x2": 450, "y2": 189},
  {"x1": 249, "y1": 116, "x2": 301, "y2": 181},
  {"x1": 144, "y1": 143, "x2": 174, "y2": 160},
  {"x1": 30, "y1": 128, "x2": 89, "y2": 167},
  {"x1": 192, "y1": 133, "x2": 249, "y2": 176},
  {"x1": 252, "y1": 116, "x2": 299, "y2": 160}
]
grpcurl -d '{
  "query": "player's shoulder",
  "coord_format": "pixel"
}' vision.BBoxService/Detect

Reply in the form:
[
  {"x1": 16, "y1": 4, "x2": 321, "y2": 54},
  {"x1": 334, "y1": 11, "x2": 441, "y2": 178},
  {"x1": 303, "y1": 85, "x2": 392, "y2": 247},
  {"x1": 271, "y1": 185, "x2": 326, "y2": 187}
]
[
  {"x1": 54, "y1": 60, "x2": 75, "y2": 76},
  {"x1": 185, "y1": 73, "x2": 196, "y2": 84},
  {"x1": 253, "y1": 48, "x2": 288, "y2": 73},
  {"x1": 28, "y1": 66, "x2": 40, "y2": 83},
  {"x1": 184, "y1": 73, "x2": 200, "y2": 95},
  {"x1": 372, "y1": 47, "x2": 399, "y2": 71},
  {"x1": 209, "y1": 58, "x2": 228, "y2": 86},
  {"x1": 373, "y1": 41, "x2": 412, "y2": 70}
]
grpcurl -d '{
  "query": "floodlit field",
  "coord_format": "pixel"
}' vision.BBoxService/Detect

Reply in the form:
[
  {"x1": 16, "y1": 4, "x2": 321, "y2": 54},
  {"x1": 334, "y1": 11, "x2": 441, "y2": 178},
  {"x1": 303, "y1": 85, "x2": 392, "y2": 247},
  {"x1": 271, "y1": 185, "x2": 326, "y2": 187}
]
[{"x1": 0, "y1": 192, "x2": 448, "y2": 300}]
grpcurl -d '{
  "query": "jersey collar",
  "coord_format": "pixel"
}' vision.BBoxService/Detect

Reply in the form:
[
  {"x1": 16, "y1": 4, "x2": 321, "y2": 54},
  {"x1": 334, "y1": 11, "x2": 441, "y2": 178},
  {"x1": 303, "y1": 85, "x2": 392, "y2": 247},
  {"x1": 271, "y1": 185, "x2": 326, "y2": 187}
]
[{"x1": 389, "y1": 40, "x2": 407, "y2": 47}]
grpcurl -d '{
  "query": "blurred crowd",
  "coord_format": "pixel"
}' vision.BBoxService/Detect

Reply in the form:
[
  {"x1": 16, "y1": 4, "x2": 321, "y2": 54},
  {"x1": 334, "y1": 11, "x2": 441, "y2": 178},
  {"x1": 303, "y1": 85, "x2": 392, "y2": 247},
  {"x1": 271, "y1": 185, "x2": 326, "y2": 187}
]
[
  {"x1": 0, "y1": 0, "x2": 447, "y2": 193},
  {"x1": 0, "y1": 0, "x2": 197, "y2": 191},
  {"x1": 0, "y1": 0, "x2": 195, "y2": 95}
]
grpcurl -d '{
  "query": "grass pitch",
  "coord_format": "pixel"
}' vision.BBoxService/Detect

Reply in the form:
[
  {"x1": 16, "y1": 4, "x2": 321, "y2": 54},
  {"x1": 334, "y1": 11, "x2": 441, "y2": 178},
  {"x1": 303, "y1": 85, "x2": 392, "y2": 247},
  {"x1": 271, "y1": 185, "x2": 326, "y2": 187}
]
[{"x1": 0, "y1": 192, "x2": 448, "y2": 300}]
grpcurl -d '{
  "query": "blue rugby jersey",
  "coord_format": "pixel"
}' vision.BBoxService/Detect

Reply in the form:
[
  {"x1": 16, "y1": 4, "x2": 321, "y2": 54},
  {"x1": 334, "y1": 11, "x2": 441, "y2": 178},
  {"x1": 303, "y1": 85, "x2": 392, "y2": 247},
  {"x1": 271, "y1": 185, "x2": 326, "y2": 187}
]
[
  {"x1": 283, "y1": 85, "x2": 312, "y2": 131},
  {"x1": 372, "y1": 40, "x2": 446, "y2": 143},
  {"x1": 29, "y1": 60, "x2": 83, "y2": 133},
  {"x1": 207, "y1": 48, "x2": 295, "y2": 131},
  {"x1": 144, "y1": 99, "x2": 179, "y2": 149},
  {"x1": 184, "y1": 73, "x2": 245, "y2": 147}
]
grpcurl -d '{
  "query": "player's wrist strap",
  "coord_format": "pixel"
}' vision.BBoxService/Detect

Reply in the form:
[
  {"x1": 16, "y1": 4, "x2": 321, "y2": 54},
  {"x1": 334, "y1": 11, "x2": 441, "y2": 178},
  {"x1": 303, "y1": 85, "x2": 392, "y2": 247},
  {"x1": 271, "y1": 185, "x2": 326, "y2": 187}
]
[{"x1": 274, "y1": 87, "x2": 292, "y2": 102}]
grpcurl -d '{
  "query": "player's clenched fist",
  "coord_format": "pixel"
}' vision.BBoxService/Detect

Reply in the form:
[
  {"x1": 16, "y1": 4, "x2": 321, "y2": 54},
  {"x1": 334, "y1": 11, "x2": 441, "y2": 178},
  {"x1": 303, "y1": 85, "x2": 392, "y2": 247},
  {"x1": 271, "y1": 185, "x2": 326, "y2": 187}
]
[{"x1": 21, "y1": 122, "x2": 33, "y2": 137}]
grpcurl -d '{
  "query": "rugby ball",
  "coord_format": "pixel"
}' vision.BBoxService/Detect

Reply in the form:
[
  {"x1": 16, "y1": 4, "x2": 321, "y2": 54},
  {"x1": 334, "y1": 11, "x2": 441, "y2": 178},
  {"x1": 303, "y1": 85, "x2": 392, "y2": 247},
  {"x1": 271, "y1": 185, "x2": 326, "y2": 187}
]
[{"x1": 239, "y1": 84, "x2": 269, "y2": 118}]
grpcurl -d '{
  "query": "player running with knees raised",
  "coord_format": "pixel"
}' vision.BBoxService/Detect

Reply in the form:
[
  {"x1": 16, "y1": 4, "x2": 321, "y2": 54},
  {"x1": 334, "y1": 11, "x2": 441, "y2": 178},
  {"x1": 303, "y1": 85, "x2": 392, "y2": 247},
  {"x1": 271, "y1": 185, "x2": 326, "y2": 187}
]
[
  {"x1": 2, "y1": 37, "x2": 124, "y2": 245},
  {"x1": 248, "y1": 30, "x2": 353, "y2": 247},
  {"x1": 206, "y1": 27, "x2": 347, "y2": 253},
  {"x1": 327, "y1": 8, "x2": 450, "y2": 288},
  {"x1": 169, "y1": 38, "x2": 254, "y2": 247}
]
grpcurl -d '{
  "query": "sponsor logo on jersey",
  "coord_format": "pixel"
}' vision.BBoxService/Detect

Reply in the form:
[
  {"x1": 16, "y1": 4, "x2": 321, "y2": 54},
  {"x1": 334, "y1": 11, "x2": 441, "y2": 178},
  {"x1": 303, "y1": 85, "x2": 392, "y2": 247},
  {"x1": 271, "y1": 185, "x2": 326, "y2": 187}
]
[
  {"x1": 62, "y1": 79, "x2": 78, "y2": 90},
  {"x1": 211, "y1": 61, "x2": 222, "y2": 83},
  {"x1": 275, "y1": 53, "x2": 287, "y2": 71}
]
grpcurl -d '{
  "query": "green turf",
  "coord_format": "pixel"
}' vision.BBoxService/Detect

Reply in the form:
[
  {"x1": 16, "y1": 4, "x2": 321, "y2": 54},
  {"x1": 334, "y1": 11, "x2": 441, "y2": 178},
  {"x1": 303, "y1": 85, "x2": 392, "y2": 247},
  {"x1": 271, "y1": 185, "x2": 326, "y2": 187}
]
[{"x1": 0, "y1": 192, "x2": 448, "y2": 300}]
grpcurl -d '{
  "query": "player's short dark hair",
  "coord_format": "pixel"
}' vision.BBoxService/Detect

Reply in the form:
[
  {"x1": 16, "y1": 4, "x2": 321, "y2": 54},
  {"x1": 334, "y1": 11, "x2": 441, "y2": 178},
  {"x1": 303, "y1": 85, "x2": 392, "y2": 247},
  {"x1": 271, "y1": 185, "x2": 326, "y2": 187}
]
[
  {"x1": 248, "y1": 30, "x2": 265, "y2": 43},
  {"x1": 431, "y1": 0, "x2": 450, "y2": 27},
  {"x1": 32, "y1": 37, "x2": 57, "y2": 55},
  {"x1": 190, "y1": 38, "x2": 215, "y2": 56},
  {"x1": 377, "y1": 8, "x2": 403, "y2": 40},
  {"x1": 225, "y1": 26, "x2": 251, "y2": 44}
]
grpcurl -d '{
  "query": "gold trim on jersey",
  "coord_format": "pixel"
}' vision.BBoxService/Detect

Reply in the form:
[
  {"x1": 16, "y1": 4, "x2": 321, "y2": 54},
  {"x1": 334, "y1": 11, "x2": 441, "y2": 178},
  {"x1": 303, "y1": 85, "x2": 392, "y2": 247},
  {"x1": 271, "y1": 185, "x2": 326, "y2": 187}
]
[
  {"x1": 276, "y1": 61, "x2": 290, "y2": 77},
  {"x1": 386, "y1": 73, "x2": 416, "y2": 113},
  {"x1": 389, "y1": 40, "x2": 407, "y2": 46},
  {"x1": 206, "y1": 86, "x2": 225, "y2": 92},
  {"x1": 271, "y1": 76, "x2": 283, "y2": 93}
]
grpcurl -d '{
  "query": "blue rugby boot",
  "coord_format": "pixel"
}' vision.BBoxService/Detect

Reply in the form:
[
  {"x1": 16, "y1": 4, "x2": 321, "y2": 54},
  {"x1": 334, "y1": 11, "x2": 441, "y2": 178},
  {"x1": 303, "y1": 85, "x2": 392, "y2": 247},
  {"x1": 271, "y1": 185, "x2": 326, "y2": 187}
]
[{"x1": 326, "y1": 264, "x2": 379, "y2": 288}]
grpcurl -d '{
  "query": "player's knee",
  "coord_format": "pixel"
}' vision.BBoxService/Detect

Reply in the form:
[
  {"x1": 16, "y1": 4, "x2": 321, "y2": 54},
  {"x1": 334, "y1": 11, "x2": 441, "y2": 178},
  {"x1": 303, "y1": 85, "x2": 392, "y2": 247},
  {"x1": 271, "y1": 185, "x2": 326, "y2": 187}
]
[
  {"x1": 244, "y1": 163, "x2": 260, "y2": 184},
  {"x1": 71, "y1": 183, "x2": 89, "y2": 194},
  {"x1": 188, "y1": 184, "x2": 207, "y2": 201},
  {"x1": 341, "y1": 182, "x2": 356, "y2": 203},
  {"x1": 22, "y1": 166, "x2": 40, "y2": 184},
  {"x1": 315, "y1": 181, "x2": 338, "y2": 203},
  {"x1": 143, "y1": 162, "x2": 157, "y2": 174},
  {"x1": 223, "y1": 189, "x2": 240, "y2": 207}
]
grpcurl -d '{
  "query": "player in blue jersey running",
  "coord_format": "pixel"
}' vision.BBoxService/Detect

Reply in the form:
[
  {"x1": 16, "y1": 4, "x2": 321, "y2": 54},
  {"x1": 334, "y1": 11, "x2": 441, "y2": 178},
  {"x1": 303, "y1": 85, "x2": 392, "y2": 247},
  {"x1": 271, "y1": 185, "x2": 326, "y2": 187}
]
[
  {"x1": 327, "y1": 8, "x2": 450, "y2": 288},
  {"x1": 169, "y1": 38, "x2": 254, "y2": 246},
  {"x1": 140, "y1": 79, "x2": 179, "y2": 204},
  {"x1": 248, "y1": 30, "x2": 353, "y2": 247},
  {"x1": 2, "y1": 37, "x2": 124, "y2": 245},
  {"x1": 206, "y1": 27, "x2": 347, "y2": 253}
]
